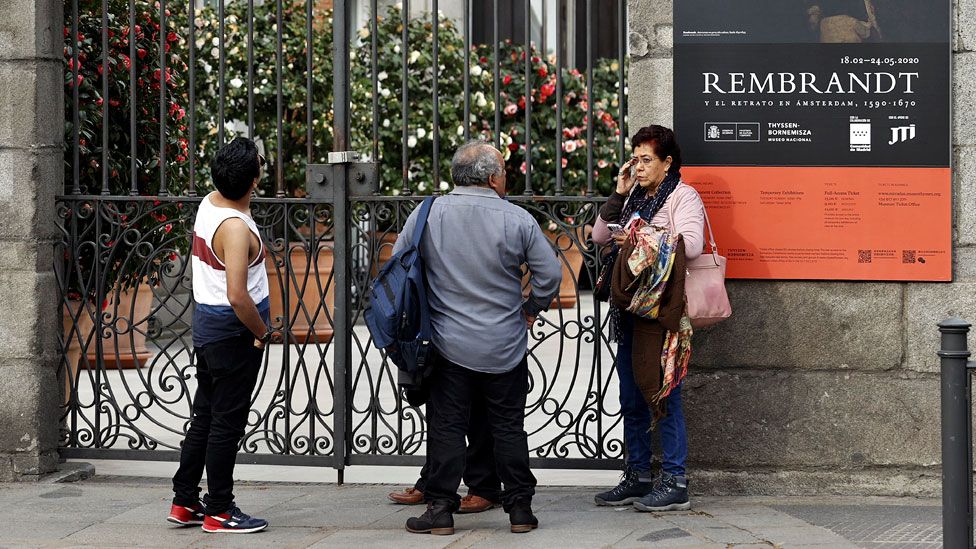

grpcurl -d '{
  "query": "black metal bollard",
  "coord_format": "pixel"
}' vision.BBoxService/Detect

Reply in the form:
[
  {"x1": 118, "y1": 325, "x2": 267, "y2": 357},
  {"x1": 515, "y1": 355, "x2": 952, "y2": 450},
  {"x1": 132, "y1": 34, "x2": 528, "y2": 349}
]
[{"x1": 939, "y1": 318, "x2": 974, "y2": 549}]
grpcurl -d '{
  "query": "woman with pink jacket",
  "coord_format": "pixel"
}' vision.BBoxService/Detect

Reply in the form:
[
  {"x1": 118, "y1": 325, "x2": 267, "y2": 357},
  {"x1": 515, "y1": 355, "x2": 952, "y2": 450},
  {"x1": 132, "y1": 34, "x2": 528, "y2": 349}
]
[{"x1": 590, "y1": 125, "x2": 705, "y2": 512}]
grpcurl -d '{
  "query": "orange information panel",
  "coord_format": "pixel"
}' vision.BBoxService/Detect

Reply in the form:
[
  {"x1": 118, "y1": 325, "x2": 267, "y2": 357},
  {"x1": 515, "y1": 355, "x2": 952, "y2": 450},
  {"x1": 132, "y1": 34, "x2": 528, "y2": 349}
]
[{"x1": 683, "y1": 166, "x2": 951, "y2": 281}]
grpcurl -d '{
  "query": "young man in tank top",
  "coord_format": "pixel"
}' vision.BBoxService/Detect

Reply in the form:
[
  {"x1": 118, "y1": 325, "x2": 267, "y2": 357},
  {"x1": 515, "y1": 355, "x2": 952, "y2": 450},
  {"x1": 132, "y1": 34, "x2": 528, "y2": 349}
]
[{"x1": 168, "y1": 137, "x2": 273, "y2": 533}]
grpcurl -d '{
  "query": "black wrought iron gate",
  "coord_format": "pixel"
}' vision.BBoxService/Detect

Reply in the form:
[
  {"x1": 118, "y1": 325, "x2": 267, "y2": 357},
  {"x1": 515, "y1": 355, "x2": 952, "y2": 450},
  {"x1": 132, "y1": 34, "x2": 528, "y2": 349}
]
[{"x1": 58, "y1": 0, "x2": 629, "y2": 477}]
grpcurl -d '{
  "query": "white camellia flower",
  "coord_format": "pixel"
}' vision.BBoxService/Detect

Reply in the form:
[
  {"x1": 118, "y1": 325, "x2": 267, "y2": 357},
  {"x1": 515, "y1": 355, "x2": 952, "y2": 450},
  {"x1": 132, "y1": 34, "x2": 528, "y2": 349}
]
[
  {"x1": 380, "y1": 87, "x2": 391, "y2": 98},
  {"x1": 392, "y1": 188, "x2": 401, "y2": 196},
  {"x1": 457, "y1": 125, "x2": 464, "y2": 136},
  {"x1": 409, "y1": 50, "x2": 421, "y2": 64},
  {"x1": 378, "y1": 71, "x2": 388, "y2": 81},
  {"x1": 470, "y1": 65, "x2": 483, "y2": 77},
  {"x1": 382, "y1": 119, "x2": 390, "y2": 128},
  {"x1": 417, "y1": 182, "x2": 427, "y2": 191},
  {"x1": 408, "y1": 136, "x2": 418, "y2": 148},
  {"x1": 417, "y1": 128, "x2": 427, "y2": 139},
  {"x1": 394, "y1": 44, "x2": 401, "y2": 54},
  {"x1": 211, "y1": 47, "x2": 219, "y2": 58},
  {"x1": 358, "y1": 27, "x2": 369, "y2": 39},
  {"x1": 475, "y1": 92, "x2": 487, "y2": 108},
  {"x1": 212, "y1": 37, "x2": 219, "y2": 46},
  {"x1": 439, "y1": 181, "x2": 450, "y2": 191},
  {"x1": 230, "y1": 77, "x2": 243, "y2": 88}
]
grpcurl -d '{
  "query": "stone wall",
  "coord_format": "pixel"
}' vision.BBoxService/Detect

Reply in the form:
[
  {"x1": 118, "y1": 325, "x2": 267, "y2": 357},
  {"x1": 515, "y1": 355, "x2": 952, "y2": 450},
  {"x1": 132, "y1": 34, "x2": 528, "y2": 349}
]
[
  {"x1": 0, "y1": 0, "x2": 63, "y2": 481},
  {"x1": 629, "y1": 0, "x2": 974, "y2": 496}
]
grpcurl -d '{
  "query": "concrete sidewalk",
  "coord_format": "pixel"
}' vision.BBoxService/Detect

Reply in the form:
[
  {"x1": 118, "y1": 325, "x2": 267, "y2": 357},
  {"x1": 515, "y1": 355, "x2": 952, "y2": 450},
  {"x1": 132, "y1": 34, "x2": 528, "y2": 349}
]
[{"x1": 0, "y1": 474, "x2": 941, "y2": 548}]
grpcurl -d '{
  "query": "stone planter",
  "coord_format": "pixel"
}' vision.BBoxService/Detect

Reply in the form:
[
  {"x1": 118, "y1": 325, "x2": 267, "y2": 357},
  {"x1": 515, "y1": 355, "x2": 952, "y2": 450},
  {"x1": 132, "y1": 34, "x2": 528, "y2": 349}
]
[{"x1": 266, "y1": 242, "x2": 335, "y2": 343}]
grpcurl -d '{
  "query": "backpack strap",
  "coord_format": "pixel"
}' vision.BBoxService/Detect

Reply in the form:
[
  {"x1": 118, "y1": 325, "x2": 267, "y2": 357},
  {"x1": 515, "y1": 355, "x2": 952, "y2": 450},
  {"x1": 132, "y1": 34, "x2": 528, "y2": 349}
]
[{"x1": 411, "y1": 196, "x2": 437, "y2": 248}]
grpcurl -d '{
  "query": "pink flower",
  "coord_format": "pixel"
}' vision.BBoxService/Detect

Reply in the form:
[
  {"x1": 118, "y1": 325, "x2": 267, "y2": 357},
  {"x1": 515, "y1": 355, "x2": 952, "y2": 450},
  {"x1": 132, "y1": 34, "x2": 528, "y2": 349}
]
[
  {"x1": 598, "y1": 159, "x2": 608, "y2": 169},
  {"x1": 519, "y1": 162, "x2": 527, "y2": 174},
  {"x1": 563, "y1": 140, "x2": 577, "y2": 153},
  {"x1": 503, "y1": 103, "x2": 518, "y2": 116},
  {"x1": 561, "y1": 157, "x2": 568, "y2": 168}
]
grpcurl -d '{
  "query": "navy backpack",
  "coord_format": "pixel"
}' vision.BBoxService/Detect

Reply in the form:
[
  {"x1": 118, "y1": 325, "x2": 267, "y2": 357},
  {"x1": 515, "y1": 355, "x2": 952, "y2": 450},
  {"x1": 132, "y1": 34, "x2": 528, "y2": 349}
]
[{"x1": 364, "y1": 197, "x2": 436, "y2": 399}]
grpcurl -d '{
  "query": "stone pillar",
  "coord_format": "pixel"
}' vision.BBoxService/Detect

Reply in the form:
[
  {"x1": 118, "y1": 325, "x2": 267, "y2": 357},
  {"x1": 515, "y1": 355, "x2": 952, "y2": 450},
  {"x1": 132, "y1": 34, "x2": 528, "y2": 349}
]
[
  {"x1": 0, "y1": 0, "x2": 63, "y2": 480},
  {"x1": 628, "y1": 0, "x2": 973, "y2": 495}
]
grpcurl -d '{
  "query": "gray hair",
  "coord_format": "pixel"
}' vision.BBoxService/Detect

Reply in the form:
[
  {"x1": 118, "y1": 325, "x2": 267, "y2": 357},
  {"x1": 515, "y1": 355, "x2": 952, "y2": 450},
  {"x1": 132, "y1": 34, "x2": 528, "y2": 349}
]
[{"x1": 450, "y1": 140, "x2": 503, "y2": 186}]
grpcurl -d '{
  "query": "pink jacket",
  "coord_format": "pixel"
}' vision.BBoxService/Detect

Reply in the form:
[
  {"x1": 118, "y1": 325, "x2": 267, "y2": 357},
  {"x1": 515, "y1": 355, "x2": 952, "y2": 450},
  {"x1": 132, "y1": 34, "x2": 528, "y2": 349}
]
[{"x1": 592, "y1": 182, "x2": 706, "y2": 260}]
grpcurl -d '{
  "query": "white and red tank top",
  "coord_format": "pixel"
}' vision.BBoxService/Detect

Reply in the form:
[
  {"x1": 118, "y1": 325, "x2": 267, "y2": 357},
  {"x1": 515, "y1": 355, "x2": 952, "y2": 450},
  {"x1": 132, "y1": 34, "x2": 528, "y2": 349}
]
[{"x1": 191, "y1": 193, "x2": 270, "y2": 347}]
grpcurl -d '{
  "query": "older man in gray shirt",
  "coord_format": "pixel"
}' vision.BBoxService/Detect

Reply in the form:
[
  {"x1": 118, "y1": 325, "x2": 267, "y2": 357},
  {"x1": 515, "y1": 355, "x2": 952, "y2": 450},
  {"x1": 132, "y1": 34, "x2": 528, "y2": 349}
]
[{"x1": 398, "y1": 141, "x2": 561, "y2": 536}]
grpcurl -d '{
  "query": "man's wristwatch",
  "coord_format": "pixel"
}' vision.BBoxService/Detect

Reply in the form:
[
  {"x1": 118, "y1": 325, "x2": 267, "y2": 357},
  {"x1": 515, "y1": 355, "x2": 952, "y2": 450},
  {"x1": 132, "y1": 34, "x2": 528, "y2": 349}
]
[{"x1": 256, "y1": 329, "x2": 274, "y2": 347}]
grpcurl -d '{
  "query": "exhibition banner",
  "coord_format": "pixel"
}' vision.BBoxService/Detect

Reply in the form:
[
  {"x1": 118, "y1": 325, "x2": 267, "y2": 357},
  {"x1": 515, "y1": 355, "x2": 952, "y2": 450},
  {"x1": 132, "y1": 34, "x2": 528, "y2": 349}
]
[{"x1": 674, "y1": 0, "x2": 952, "y2": 280}]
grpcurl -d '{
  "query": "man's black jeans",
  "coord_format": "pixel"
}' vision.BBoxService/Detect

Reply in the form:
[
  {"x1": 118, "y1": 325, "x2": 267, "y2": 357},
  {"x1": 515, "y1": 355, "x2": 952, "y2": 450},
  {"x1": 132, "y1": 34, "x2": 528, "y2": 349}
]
[
  {"x1": 414, "y1": 396, "x2": 501, "y2": 502},
  {"x1": 423, "y1": 354, "x2": 536, "y2": 511},
  {"x1": 172, "y1": 332, "x2": 262, "y2": 514}
]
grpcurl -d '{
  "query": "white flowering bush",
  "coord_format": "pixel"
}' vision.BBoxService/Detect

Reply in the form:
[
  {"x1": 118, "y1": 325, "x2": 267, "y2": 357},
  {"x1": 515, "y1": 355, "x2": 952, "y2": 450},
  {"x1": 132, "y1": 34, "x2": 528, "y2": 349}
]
[
  {"x1": 350, "y1": 4, "x2": 626, "y2": 197},
  {"x1": 192, "y1": 0, "x2": 335, "y2": 196}
]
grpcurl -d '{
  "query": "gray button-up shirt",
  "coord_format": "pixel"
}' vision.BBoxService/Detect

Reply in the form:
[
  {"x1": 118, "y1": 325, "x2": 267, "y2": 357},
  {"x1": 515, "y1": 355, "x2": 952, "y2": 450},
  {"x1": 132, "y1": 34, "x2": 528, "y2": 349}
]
[{"x1": 392, "y1": 186, "x2": 562, "y2": 374}]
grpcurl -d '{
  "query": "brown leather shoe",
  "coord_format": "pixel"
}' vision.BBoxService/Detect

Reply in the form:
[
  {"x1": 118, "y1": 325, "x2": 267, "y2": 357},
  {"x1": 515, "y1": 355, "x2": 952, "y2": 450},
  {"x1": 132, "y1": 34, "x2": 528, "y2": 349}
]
[
  {"x1": 458, "y1": 494, "x2": 499, "y2": 514},
  {"x1": 388, "y1": 487, "x2": 425, "y2": 505}
]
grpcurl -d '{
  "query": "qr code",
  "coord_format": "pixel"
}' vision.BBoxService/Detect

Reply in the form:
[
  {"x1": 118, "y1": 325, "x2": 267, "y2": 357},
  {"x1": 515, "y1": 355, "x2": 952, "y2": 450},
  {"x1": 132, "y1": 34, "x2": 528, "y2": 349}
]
[
  {"x1": 858, "y1": 250, "x2": 872, "y2": 263},
  {"x1": 902, "y1": 250, "x2": 917, "y2": 264}
]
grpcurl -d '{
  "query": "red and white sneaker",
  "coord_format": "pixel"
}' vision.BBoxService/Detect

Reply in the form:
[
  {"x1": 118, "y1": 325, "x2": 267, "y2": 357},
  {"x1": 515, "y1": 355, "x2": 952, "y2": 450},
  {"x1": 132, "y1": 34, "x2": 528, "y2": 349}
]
[
  {"x1": 167, "y1": 502, "x2": 206, "y2": 526},
  {"x1": 201, "y1": 506, "x2": 268, "y2": 534}
]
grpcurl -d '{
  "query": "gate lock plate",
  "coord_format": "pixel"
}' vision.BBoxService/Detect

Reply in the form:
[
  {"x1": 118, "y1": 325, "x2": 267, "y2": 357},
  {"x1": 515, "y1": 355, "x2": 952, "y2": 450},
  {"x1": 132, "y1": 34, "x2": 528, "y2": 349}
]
[{"x1": 306, "y1": 161, "x2": 378, "y2": 200}]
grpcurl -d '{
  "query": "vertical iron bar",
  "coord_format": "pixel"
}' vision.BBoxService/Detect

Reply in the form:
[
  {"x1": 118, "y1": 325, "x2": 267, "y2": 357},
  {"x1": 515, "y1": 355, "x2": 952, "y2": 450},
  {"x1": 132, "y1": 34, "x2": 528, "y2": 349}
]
[
  {"x1": 617, "y1": 0, "x2": 626, "y2": 164},
  {"x1": 332, "y1": 0, "x2": 353, "y2": 480},
  {"x1": 541, "y1": 0, "x2": 547, "y2": 56},
  {"x1": 247, "y1": 0, "x2": 254, "y2": 137},
  {"x1": 189, "y1": 0, "x2": 197, "y2": 195},
  {"x1": 334, "y1": 0, "x2": 350, "y2": 150},
  {"x1": 939, "y1": 318, "x2": 974, "y2": 549},
  {"x1": 492, "y1": 0, "x2": 500, "y2": 149},
  {"x1": 101, "y1": 0, "x2": 109, "y2": 195},
  {"x1": 275, "y1": 0, "x2": 284, "y2": 196},
  {"x1": 93, "y1": 201, "x2": 103, "y2": 445},
  {"x1": 555, "y1": 0, "x2": 563, "y2": 194},
  {"x1": 463, "y1": 0, "x2": 470, "y2": 141},
  {"x1": 306, "y1": 0, "x2": 313, "y2": 165},
  {"x1": 158, "y1": 0, "x2": 168, "y2": 195},
  {"x1": 523, "y1": 0, "x2": 532, "y2": 194},
  {"x1": 432, "y1": 0, "x2": 440, "y2": 190},
  {"x1": 371, "y1": 0, "x2": 379, "y2": 161},
  {"x1": 218, "y1": 0, "x2": 225, "y2": 147},
  {"x1": 400, "y1": 0, "x2": 409, "y2": 192},
  {"x1": 585, "y1": 0, "x2": 593, "y2": 195},
  {"x1": 129, "y1": 0, "x2": 137, "y2": 195},
  {"x1": 71, "y1": 0, "x2": 79, "y2": 194}
]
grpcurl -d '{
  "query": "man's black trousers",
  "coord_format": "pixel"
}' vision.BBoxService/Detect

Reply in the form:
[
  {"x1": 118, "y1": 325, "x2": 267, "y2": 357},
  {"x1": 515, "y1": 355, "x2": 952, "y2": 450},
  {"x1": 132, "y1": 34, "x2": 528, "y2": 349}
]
[
  {"x1": 414, "y1": 395, "x2": 501, "y2": 502},
  {"x1": 172, "y1": 332, "x2": 262, "y2": 514},
  {"x1": 423, "y1": 354, "x2": 536, "y2": 511}
]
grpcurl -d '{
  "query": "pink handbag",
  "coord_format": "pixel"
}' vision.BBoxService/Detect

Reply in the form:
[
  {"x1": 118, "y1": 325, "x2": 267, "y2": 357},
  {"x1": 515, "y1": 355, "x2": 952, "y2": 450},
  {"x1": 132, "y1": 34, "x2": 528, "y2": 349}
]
[{"x1": 669, "y1": 199, "x2": 732, "y2": 328}]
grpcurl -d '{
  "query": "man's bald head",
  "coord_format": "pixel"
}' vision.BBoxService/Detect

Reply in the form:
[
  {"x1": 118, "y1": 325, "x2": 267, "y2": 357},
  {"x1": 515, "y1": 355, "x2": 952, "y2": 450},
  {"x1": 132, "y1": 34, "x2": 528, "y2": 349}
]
[{"x1": 450, "y1": 140, "x2": 504, "y2": 187}]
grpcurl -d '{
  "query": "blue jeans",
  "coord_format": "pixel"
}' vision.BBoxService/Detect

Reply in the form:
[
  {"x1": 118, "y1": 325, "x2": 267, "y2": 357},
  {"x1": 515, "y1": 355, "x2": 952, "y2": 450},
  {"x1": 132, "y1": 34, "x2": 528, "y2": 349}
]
[{"x1": 615, "y1": 312, "x2": 688, "y2": 475}]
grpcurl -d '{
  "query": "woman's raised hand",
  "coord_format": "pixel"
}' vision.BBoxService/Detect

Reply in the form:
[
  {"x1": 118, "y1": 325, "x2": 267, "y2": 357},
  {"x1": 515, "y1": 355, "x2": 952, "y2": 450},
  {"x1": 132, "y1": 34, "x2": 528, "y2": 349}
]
[{"x1": 616, "y1": 158, "x2": 636, "y2": 195}]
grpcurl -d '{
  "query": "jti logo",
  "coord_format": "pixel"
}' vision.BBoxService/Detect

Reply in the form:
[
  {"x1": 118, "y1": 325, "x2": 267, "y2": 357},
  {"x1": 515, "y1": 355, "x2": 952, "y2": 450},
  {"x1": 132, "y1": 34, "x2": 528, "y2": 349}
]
[{"x1": 888, "y1": 124, "x2": 916, "y2": 145}]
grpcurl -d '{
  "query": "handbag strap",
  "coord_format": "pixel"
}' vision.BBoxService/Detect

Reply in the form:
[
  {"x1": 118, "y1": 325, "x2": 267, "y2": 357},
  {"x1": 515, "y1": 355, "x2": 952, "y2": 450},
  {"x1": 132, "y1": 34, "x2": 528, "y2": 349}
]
[{"x1": 667, "y1": 186, "x2": 722, "y2": 265}]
